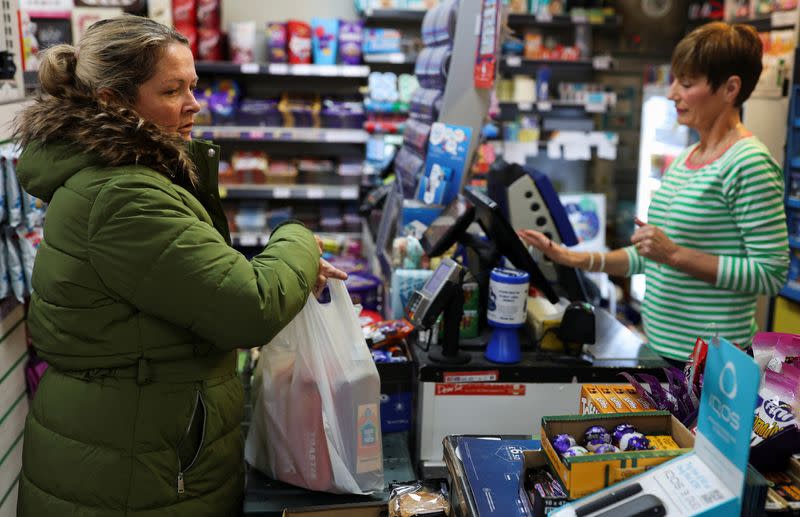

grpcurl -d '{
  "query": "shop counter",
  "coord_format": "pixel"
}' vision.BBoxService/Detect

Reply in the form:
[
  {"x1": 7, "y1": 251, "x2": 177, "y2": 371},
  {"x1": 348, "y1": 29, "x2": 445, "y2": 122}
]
[
  {"x1": 243, "y1": 432, "x2": 416, "y2": 516},
  {"x1": 410, "y1": 308, "x2": 670, "y2": 477}
]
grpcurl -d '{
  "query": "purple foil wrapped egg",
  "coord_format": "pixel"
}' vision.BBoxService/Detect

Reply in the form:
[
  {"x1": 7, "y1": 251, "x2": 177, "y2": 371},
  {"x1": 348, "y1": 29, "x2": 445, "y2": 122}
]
[
  {"x1": 585, "y1": 438, "x2": 613, "y2": 452},
  {"x1": 619, "y1": 432, "x2": 651, "y2": 451},
  {"x1": 552, "y1": 434, "x2": 577, "y2": 455},
  {"x1": 562, "y1": 446, "x2": 589, "y2": 458},
  {"x1": 593, "y1": 444, "x2": 620, "y2": 454},
  {"x1": 583, "y1": 425, "x2": 611, "y2": 446},
  {"x1": 612, "y1": 424, "x2": 637, "y2": 445}
]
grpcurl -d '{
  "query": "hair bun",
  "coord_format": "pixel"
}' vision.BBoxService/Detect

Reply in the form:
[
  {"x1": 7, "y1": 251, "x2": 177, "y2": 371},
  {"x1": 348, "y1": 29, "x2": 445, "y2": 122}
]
[{"x1": 38, "y1": 44, "x2": 79, "y2": 98}]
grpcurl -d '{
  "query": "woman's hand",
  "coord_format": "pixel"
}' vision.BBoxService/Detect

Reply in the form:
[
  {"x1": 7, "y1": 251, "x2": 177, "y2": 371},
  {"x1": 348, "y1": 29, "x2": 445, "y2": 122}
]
[
  {"x1": 313, "y1": 235, "x2": 347, "y2": 297},
  {"x1": 517, "y1": 229, "x2": 573, "y2": 266},
  {"x1": 631, "y1": 218, "x2": 680, "y2": 266}
]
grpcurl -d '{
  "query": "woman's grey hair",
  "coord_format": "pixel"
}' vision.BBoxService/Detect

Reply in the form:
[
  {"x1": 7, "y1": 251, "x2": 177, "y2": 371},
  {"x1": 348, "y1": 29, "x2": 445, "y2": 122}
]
[{"x1": 38, "y1": 15, "x2": 189, "y2": 104}]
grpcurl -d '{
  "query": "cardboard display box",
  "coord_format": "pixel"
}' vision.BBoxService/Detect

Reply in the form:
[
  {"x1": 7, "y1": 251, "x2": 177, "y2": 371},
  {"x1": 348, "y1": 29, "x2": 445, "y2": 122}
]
[
  {"x1": 541, "y1": 411, "x2": 694, "y2": 499},
  {"x1": 519, "y1": 450, "x2": 570, "y2": 516},
  {"x1": 579, "y1": 384, "x2": 653, "y2": 415}
]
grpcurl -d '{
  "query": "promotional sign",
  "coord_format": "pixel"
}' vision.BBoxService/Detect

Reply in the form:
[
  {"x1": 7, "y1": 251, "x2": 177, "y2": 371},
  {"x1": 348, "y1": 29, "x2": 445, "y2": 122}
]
[
  {"x1": 417, "y1": 123, "x2": 473, "y2": 207},
  {"x1": 553, "y1": 338, "x2": 760, "y2": 517},
  {"x1": 694, "y1": 337, "x2": 761, "y2": 501},
  {"x1": 474, "y1": 0, "x2": 500, "y2": 89}
]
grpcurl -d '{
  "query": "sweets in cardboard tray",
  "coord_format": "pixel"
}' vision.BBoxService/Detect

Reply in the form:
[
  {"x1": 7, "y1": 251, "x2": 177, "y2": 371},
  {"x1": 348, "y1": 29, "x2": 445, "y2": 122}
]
[{"x1": 551, "y1": 424, "x2": 679, "y2": 458}]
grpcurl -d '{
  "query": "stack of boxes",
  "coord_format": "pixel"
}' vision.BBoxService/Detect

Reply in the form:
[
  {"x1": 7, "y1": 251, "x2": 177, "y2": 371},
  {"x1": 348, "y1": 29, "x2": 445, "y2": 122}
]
[{"x1": 579, "y1": 384, "x2": 654, "y2": 415}]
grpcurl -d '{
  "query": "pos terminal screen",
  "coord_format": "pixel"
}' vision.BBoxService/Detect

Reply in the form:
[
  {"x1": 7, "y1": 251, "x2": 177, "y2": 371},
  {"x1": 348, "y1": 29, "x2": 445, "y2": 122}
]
[
  {"x1": 421, "y1": 196, "x2": 475, "y2": 257},
  {"x1": 423, "y1": 260, "x2": 453, "y2": 296}
]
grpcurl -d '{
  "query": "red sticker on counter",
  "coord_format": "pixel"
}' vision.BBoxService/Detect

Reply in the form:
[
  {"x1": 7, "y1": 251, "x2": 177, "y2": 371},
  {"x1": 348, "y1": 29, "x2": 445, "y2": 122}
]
[
  {"x1": 435, "y1": 383, "x2": 526, "y2": 396},
  {"x1": 443, "y1": 370, "x2": 500, "y2": 383}
]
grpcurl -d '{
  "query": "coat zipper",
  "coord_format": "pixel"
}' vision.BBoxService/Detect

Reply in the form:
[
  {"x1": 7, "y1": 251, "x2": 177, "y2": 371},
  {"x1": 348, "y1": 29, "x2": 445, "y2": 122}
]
[{"x1": 177, "y1": 389, "x2": 207, "y2": 496}]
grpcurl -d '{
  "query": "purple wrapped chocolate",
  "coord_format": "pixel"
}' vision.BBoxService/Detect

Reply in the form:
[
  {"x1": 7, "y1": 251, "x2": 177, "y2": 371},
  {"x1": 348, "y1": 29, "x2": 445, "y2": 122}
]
[
  {"x1": 583, "y1": 425, "x2": 611, "y2": 446},
  {"x1": 338, "y1": 20, "x2": 363, "y2": 65},
  {"x1": 562, "y1": 446, "x2": 589, "y2": 458},
  {"x1": 266, "y1": 22, "x2": 287, "y2": 64},
  {"x1": 619, "y1": 432, "x2": 651, "y2": 451},
  {"x1": 585, "y1": 438, "x2": 612, "y2": 452},
  {"x1": 593, "y1": 444, "x2": 620, "y2": 454},
  {"x1": 612, "y1": 424, "x2": 637, "y2": 445},
  {"x1": 551, "y1": 434, "x2": 577, "y2": 455}
]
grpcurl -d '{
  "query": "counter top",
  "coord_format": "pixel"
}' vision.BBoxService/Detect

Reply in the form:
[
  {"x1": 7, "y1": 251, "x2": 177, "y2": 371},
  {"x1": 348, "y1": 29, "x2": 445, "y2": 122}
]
[{"x1": 411, "y1": 308, "x2": 669, "y2": 383}]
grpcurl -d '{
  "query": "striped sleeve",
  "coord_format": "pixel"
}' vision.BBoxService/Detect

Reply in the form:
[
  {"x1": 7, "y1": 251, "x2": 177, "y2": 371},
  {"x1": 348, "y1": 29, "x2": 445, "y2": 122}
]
[
  {"x1": 624, "y1": 245, "x2": 645, "y2": 276},
  {"x1": 717, "y1": 153, "x2": 789, "y2": 295}
]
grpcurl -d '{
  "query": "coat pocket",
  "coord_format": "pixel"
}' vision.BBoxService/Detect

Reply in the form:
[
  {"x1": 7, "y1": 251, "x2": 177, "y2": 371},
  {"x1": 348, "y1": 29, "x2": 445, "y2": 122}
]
[{"x1": 176, "y1": 389, "x2": 207, "y2": 496}]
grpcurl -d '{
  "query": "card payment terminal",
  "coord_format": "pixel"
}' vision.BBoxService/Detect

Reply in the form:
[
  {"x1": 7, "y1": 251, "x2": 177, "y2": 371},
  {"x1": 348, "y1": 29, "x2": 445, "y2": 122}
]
[{"x1": 406, "y1": 258, "x2": 470, "y2": 364}]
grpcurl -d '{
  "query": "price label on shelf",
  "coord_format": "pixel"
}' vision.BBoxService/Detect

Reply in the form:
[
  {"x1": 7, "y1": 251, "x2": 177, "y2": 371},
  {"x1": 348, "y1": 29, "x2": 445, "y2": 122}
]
[
  {"x1": 316, "y1": 65, "x2": 338, "y2": 76},
  {"x1": 340, "y1": 65, "x2": 367, "y2": 77},
  {"x1": 772, "y1": 10, "x2": 795, "y2": 27},
  {"x1": 218, "y1": 186, "x2": 227, "y2": 199},
  {"x1": 592, "y1": 55, "x2": 612, "y2": 70},
  {"x1": 517, "y1": 102, "x2": 533, "y2": 111},
  {"x1": 506, "y1": 56, "x2": 522, "y2": 67},
  {"x1": 326, "y1": 130, "x2": 364, "y2": 143},
  {"x1": 292, "y1": 64, "x2": 314, "y2": 75},
  {"x1": 307, "y1": 188, "x2": 325, "y2": 199},
  {"x1": 537, "y1": 101, "x2": 552, "y2": 111},
  {"x1": 219, "y1": 129, "x2": 240, "y2": 139},
  {"x1": 240, "y1": 63, "x2": 260, "y2": 74},
  {"x1": 340, "y1": 188, "x2": 358, "y2": 199},
  {"x1": 535, "y1": 12, "x2": 553, "y2": 22},
  {"x1": 272, "y1": 187, "x2": 291, "y2": 199},
  {"x1": 268, "y1": 63, "x2": 289, "y2": 75},
  {"x1": 388, "y1": 53, "x2": 407, "y2": 64},
  {"x1": 570, "y1": 13, "x2": 588, "y2": 23},
  {"x1": 247, "y1": 130, "x2": 266, "y2": 139}
]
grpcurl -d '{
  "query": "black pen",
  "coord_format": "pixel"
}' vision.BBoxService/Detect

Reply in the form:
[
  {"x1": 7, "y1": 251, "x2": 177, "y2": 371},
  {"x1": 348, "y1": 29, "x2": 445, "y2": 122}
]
[{"x1": 574, "y1": 482, "x2": 644, "y2": 516}]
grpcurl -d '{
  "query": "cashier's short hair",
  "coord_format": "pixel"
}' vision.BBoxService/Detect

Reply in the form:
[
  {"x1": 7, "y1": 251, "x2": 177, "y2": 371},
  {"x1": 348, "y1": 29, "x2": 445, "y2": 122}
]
[{"x1": 671, "y1": 22, "x2": 763, "y2": 106}]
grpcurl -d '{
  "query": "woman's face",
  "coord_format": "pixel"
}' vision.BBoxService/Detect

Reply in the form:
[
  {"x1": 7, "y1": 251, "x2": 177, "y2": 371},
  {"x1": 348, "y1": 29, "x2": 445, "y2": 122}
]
[
  {"x1": 134, "y1": 43, "x2": 200, "y2": 141},
  {"x1": 667, "y1": 75, "x2": 729, "y2": 131}
]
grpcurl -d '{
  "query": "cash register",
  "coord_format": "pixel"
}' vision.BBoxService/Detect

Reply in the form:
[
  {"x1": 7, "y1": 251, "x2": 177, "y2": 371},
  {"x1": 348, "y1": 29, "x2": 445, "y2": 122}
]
[{"x1": 411, "y1": 185, "x2": 596, "y2": 364}]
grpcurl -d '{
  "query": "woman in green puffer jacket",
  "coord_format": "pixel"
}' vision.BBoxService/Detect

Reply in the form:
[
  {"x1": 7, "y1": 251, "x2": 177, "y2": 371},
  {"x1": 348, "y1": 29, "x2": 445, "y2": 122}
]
[{"x1": 13, "y1": 15, "x2": 345, "y2": 516}]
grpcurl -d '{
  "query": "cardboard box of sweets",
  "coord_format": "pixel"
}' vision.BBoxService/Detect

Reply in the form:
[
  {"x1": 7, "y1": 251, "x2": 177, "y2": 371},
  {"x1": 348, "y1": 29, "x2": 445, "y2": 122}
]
[
  {"x1": 541, "y1": 411, "x2": 693, "y2": 499},
  {"x1": 579, "y1": 384, "x2": 653, "y2": 415},
  {"x1": 519, "y1": 449, "x2": 570, "y2": 515}
]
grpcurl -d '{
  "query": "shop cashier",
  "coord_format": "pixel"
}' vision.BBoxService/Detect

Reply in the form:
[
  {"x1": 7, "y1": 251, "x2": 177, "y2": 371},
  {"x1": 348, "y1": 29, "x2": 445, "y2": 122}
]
[{"x1": 520, "y1": 22, "x2": 789, "y2": 361}]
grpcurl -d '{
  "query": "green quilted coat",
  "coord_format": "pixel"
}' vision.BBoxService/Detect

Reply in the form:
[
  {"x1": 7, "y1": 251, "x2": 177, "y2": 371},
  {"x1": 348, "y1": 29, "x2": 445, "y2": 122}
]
[{"x1": 14, "y1": 98, "x2": 320, "y2": 516}]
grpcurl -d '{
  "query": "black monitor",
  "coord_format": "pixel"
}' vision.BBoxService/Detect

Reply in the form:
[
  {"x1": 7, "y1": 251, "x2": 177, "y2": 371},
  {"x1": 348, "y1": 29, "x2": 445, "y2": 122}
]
[
  {"x1": 421, "y1": 195, "x2": 476, "y2": 257},
  {"x1": 464, "y1": 187, "x2": 560, "y2": 304}
]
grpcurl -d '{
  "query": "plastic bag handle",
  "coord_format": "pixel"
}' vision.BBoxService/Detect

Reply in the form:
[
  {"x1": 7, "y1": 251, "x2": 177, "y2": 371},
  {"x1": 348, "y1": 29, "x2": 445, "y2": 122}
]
[{"x1": 325, "y1": 279, "x2": 349, "y2": 304}]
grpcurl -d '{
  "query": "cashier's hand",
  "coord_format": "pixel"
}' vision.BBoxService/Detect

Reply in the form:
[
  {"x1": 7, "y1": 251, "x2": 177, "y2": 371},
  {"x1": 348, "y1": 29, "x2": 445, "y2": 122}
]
[
  {"x1": 631, "y1": 218, "x2": 680, "y2": 266},
  {"x1": 517, "y1": 229, "x2": 572, "y2": 266},
  {"x1": 314, "y1": 235, "x2": 347, "y2": 298}
]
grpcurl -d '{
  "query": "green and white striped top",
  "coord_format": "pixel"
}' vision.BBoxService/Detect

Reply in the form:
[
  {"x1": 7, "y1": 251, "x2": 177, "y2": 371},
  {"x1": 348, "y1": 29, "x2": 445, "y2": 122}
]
[{"x1": 625, "y1": 136, "x2": 789, "y2": 360}]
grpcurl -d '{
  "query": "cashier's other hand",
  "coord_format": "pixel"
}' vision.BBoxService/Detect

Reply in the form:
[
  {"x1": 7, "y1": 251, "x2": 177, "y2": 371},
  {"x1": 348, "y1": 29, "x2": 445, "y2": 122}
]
[
  {"x1": 314, "y1": 258, "x2": 347, "y2": 298},
  {"x1": 631, "y1": 218, "x2": 680, "y2": 266},
  {"x1": 517, "y1": 229, "x2": 570, "y2": 265}
]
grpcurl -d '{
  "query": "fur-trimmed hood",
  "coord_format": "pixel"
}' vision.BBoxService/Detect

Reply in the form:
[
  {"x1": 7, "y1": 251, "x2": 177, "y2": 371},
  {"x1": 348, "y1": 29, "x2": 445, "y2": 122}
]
[{"x1": 14, "y1": 94, "x2": 197, "y2": 201}]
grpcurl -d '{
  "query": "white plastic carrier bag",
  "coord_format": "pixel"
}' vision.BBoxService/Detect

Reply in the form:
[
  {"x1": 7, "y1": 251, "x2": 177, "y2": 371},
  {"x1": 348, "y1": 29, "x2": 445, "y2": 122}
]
[{"x1": 245, "y1": 279, "x2": 384, "y2": 494}]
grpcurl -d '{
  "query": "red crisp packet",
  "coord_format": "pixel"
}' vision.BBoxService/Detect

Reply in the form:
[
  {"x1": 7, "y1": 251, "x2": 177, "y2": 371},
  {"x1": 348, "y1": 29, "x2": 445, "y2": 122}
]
[
  {"x1": 689, "y1": 337, "x2": 707, "y2": 399},
  {"x1": 172, "y1": 0, "x2": 196, "y2": 26}
]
